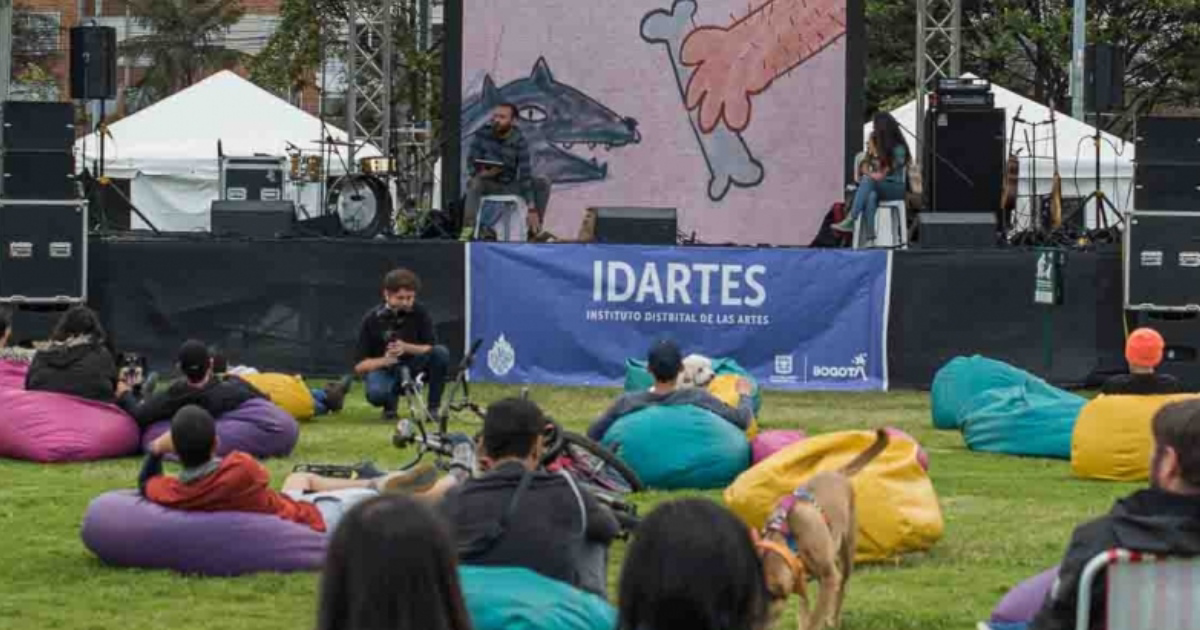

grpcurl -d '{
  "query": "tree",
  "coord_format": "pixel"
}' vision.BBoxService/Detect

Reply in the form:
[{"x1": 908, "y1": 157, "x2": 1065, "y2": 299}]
[{"x1": 121, "y1": 0, "x2": 246, "y2": 107}]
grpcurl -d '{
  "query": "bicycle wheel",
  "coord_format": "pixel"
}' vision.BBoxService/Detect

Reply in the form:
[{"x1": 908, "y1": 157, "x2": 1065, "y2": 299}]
[{"x1": 554, "y1": 430, "x2": 643, "y2": 494}]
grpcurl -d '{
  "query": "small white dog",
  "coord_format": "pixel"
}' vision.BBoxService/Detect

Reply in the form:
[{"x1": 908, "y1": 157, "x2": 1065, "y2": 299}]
[{"x1": 678, "y1": 354, "x2": 716, "y2": 389}]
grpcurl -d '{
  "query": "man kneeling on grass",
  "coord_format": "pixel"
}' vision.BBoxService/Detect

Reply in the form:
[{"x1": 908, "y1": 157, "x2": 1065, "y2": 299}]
[{"x1": 139, "y1": 405, "x2": 463, "y2": 533}]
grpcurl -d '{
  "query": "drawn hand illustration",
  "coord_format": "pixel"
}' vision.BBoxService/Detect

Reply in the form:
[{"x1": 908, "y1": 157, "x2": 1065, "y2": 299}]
[{"x1": 681, "y1": 0, "x2": 846, "y2": 133}]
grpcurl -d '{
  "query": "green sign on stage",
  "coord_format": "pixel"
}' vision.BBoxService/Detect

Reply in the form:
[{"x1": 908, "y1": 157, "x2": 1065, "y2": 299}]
[{"x1": 1035, "y1": 250, "x2": 1065, "y2": 306}]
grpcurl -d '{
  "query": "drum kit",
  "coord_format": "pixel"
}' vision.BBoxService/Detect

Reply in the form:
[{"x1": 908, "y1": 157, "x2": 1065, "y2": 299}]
[{"x1": 285, "y1": 130, "x2": 435, "y2": 238}]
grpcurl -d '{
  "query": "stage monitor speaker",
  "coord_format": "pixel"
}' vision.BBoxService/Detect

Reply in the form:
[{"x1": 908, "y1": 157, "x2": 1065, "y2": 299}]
[
  {"x1": 1085, "y1": 43, "x2": 1125, "y2": 114},
  {"x1": 1131, "y1": 311, "x2": 1200, "y2": 390},
  {"x1": 70, "y1": 26, "x2": 118, "y2": 100},
  {"x1": 0, "y1": 200, "x2": 88, "y2": 304},
  {"x1": 1135, "y1": 117, "x2": 1200, "y2": 165},
  {"x1": 1, "y1": 102, "x2": 75, "y2": 152},
  {"x1": 0, "y1": 152, "x2": 77, "y2": 199},
  {"x1": 211, "y1": 200, "x2": 296, "y2": 238},
  {"x1": 917, "y1": 212, "x2": 997, "y2": 249},
  {"x1": 1134, "y1": 163, "x2": 1200, "y2": 211},
  {"x1": 589, "y1": 207, "x2": 677, "y2": 245},
  {"x1": 1125, "y1": 211, "x2": 1200, "y2": 310},
  {"x1": 924, "y1": 107, "x2": 1005, "y2": 214}
]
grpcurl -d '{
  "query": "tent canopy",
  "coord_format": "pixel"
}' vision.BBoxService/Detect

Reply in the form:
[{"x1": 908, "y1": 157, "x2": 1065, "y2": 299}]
[
  {"x1": 74, "y1": 71, "x2": 380, "y2": 231},
  {"x1": 868, "y1": 76, "x2": 1135, "y2": 225}
]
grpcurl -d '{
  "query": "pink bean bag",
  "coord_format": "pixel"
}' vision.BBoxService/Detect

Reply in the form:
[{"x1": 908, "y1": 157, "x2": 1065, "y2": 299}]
[
  {"x1": 141, "y1": 398, "x2": 299, "y2": 459},
  {"x1": 0, "y1": 388, "x2": 140, "y2": 462},
  {"x1": 751, "y1": 429, "x2": 807, "y2": 464},
  {"x1": 0, "y1": 359, "x2": 27, "y2": 390},
  {"x1": 884, "y1": 427, "x2": 930, "y2": 471}
]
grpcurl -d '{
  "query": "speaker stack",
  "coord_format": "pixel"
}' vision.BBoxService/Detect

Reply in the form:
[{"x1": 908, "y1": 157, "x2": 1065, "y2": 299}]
[
  {"x1": 918, "y1": 78, "x2": 1004, "y2": 248},
  {"x1": 1125, "y1": 116, "x2": 1200, "y2": 387}
]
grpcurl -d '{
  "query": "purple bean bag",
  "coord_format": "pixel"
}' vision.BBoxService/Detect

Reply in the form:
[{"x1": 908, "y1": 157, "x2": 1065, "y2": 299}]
[
  {"x1": 0, "y1": 388, "x2": 140, "y2": 462},
  {"x1": 82, "y1": 490, "x2": 326, "y2": 575},
  {"x1": 141, "y1": 398, "x2": 299, "y2": 459},
  {"x1": 751, "y1": 429, "x2": 807, "y2": 464},
  {"x1": 0, "y1": 359, "x2": 27, "y2": 390},
  {"x1": 991, "y1": 567, "x2": 1058, "y2": 623}
]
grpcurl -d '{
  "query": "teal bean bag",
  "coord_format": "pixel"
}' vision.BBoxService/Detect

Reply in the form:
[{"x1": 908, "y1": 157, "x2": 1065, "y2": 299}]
[
  {"x1": 931, "y1": 356, "x2": 1066, "y2": 430},
  {"x1": 460, "y1": 566, "x2": 615, "y2": 630},
  {"x1": 601, "y1": 404, "x2": 751, "y2": 489},
  {"x1": 624, "y1": 357, "x2": 762, "y2": 413},
  {"x1": 960, "y1": 385, "x2": 1085, "y2": 459}
]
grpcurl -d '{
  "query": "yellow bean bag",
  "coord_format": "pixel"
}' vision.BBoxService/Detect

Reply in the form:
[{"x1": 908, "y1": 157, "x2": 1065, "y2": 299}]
[
  {"x1": 724, "y1": 430, "x2": 943, "y2": 563},
  {"x1": 1071, "y1": 394, "x2": 1200, "y2": 481},
  {"x1": 238, "y1": 373, "x2": 316, "y2": 422},
  {"x1": 708, "y1": 373, "x2": 759, "y2": 440}
]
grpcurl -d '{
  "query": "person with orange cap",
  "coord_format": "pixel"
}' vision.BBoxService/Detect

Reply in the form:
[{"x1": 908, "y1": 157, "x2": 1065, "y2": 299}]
[{"x1": 1101, "y1": 328, "x2": 1182, "y2": 395}]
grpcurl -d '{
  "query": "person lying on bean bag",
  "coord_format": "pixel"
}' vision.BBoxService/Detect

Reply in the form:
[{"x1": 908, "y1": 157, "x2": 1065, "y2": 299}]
[
  {"x1": 139, "y1": 405, "x2": 454, "y2": 533},
  {"x1": 210, "y1": 350, "x2": 353, "y2": 417},
  {"x1": 25, "y1": 305, "x2": 121, "y2": 403},
  {"x1": 587, "y1": 339, "x2": 754, "y2": 442},
  {"x1": 1101, "y1": 328, "x2": 1182, "y2": 396},
  {"x1": 118, "y1": 340, "x2": 269, "y2": 429}
]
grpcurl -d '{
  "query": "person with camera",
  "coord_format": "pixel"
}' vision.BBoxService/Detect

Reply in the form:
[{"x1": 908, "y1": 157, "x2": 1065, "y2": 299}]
[{"x1": 355, "y1": 269, "x2": 450, "y2": 421}]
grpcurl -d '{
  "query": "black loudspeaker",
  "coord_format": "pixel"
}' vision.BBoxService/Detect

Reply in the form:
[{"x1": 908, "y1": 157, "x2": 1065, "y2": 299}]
[
  {"x1": 0, "y1": 153, "x2": 77, "y2": 199},
  {"x1": 70, "y1": 26, "x2": 118, "y2": 100},
  {"x1": 1, "y1": 102, "x2": 75, "y2": 151},
  {"x1": 1131, "y1": 311, "x2": 1200, "y2": 390},
  {"x1": 1136, "y1": 117, "x2": 1200, "y2": 165},
  {"x1": 211, "y1": 200, "x2": 296, "y2": 238},
  {"x1": 924, "y1": 107, "x2": 1005, "y2": 214},
  {"x1": 1085, "y1": 43, "x2": 1125, "y2": 114},
  {"x1": 916, "y1": 212, "x2": 997, "y2": 248},
  {"x1": 1124, "y1": 211, "x2": 1200, "y2": 310},
  {"x1": 1133, "y1": 163, "x2": 1200, "y2": 212},
  {"x1": 590, "y1": 207, "x2": 677, "y2": 245}
]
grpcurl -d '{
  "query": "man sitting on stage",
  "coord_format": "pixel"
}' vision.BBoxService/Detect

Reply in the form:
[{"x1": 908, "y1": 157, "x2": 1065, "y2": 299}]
[
  {"x1": 1101, "y1": 328, "x2": 1181, "y2": 395},
  {"x1": 462, "y1": 102, "x2": 538, "y2": 240},
  {"x1": 587, "y1": 340, "x2": 754, "y2": 442},
  {"x1": 355, "y1": 268, "x2": 450, "y2": 421}
]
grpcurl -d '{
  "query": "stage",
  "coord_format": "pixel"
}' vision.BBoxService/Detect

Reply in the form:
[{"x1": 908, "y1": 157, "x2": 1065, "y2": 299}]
[{"x1": 6, "y1": 235, "x2": 1125, "y2": 390}]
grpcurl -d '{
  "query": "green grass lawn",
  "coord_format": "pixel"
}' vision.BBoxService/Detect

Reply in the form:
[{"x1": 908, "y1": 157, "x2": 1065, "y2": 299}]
[{"x1": 0, "y1": 385, "x2": 1134, "y2": 630}]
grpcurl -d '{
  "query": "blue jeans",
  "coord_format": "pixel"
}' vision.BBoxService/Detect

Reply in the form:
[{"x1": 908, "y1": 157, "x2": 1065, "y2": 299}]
[
  {"x1": 364, "y1": 345, "x2": 450, "y2": 412},
  {"x1": 849, "y1": 175, "x2": 905, "y2": 237},
  {"x1": 311, "y1": 388, "x2": 329, "y2": 416}
]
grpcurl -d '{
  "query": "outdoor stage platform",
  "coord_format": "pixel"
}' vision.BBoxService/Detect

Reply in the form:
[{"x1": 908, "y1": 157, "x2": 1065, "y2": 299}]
[{"x1": 11, "y1": 236, "x2": 1125, "y2": 390}]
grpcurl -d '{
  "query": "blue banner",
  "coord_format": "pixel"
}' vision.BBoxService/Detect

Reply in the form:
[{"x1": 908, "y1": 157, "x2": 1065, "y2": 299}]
[{"x1": 469, "y1": 244, "x2": 890, "y2": 390}]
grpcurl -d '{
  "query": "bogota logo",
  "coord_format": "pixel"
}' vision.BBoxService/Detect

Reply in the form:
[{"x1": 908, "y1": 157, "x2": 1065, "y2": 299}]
[
  {"x1": 812, "y1": 353, "x2": 868, "y2": 381},
  {"x1": 487, "y1": 335, "x2": 516, "y2": 377}
]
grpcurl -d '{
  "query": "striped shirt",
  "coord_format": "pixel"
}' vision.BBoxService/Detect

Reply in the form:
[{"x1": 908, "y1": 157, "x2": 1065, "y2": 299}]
[{"x1": 468, "y1": 123, "x2": 535, "y2": 203}]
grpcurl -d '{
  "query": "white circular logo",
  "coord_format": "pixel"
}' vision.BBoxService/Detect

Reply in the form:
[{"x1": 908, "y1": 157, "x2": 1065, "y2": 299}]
[{"x1": 487, "y1": 334, "x2": 516, "y2": 377}]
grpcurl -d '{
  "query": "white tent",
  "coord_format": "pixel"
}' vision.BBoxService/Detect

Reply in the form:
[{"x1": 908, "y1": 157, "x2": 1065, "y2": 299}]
[
  {"x1": 868, "y1": 77, "x2": 1134, "y2": 229},
  {"x1": 74, "y1": 70, "x2": 380, "y2": 232}
]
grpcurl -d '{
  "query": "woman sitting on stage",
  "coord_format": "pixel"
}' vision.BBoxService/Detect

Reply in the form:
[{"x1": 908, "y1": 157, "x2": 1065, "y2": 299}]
[{"x1": 832, "y1": 112, "x2": 910, "y2": 240}]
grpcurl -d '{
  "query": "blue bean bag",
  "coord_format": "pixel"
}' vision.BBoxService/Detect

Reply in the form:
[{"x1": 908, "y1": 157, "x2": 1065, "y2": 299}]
[
  {"x1": 625, "y1": 357, "x2": 761, "y2": 413},
  {"x1": 460, "y1": 566, "x2": 616, "y2": 630},
  {"x1": 932, "y1": 356, "x2": 1066, "y2": 430},
  {"x1": 81, "y1": 490, "x2": 327, "y2": 575},
  {"x1": 601, "y1": 404, "x2": 750, "y2": 489},
  {"x1": 960, "y1": 385, "x2": 1085, "y2": 459}
]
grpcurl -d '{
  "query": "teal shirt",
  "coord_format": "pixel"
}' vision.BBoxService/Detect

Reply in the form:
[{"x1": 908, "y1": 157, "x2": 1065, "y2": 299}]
[{"x1": 884, "y1": 145, "x2": 907, "y2": 184}]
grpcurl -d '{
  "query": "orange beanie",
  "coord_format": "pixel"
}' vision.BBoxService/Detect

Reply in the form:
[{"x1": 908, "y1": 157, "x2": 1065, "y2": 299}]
[{"x1": 1126, "y1": 328, "x2": 1165, "y2": 369}]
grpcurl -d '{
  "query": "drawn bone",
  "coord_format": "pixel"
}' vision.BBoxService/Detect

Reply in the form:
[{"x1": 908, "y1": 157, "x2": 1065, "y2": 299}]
[{"x1": 641, "y1": 0, "x2": 765, "y2": 202}]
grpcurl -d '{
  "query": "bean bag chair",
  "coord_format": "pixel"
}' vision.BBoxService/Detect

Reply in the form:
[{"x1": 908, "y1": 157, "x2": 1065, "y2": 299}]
[
  {"x1": 724, "y1": 429, "x2": 943, "y2": 562},
  {"x1": 460, "y1": 566, "x2": 616, "y2": 630},
  {"x1": 625, "y1": 357, "x2": 762, "y2": 413},
  {"x1": 752, "y1": 429, "x2": 806, "y2": 464},
  {"x1": 884, "y1": 427, "x2": 930, "y2": 471},
  {"x1": 1072, "y1": 394, "x2": 1200, "y2": 481},
  {"x1": 81, "y1": 490, "x2": 326, "y2": 575},
  {"x1": 991, "y1": 567, "x2": 1057, "y2": 625},
  {"x1": 0, "y1": 389, "x2": 140, "y2": 462},
  {"x1": 960, "y1": 385, "x2": 1085, "y2": 459},
  {"x1": 141, "y1": 398, "x2": 298, "y2": 459},
  {"x1": 0, "y1": 358, "x2": 27, "y2": 390},
  {"x1": 932, "y1": 356, "x2": 1066, "y2": 430},
  {"x1": 601, "y1": 404, "x2": 750, "y2": 489},
  {"x1": 237, "y1": 372, "x2": 316, "y2": 421}
]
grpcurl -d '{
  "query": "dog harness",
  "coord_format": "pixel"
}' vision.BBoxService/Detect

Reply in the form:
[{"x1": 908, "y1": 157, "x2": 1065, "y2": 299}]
[{"x1": 765, "y1": 487, "x2": 832, "y2": 551}]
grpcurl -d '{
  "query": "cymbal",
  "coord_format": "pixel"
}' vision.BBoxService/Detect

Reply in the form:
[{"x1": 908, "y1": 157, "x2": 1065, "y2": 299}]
[{"x1": 310, "y1": 138, "x2": 356, "y2": 146}]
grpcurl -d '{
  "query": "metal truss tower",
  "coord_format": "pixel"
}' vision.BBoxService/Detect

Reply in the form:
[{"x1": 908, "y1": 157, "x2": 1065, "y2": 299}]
[
  {"x1": 915, "y1": 0, "x2": 962, "y2": 143},
  {"x1": 344, "y1": 0, "x2": 395, "y2": 169}
]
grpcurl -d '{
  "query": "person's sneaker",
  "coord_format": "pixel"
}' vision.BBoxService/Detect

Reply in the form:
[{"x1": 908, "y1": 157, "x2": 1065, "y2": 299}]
[
  {"x1": 445, "y1": 432, "x2": 477, "y2": 479},
  {"x1": 371, "y1": 461, "x2": 438, "y2": 494},
  {"x1": 459, "y1": 226, "x2": 475, "y2": 241},
  {"x1": 351, "y1": 460, "x2": 386, "y2": 480},
  {"x1": 382, "y1": 408, "x2": 398, "y2": 422},
  {"x1": 831, "y1": 217, "x2": 855, "y2": 233},
  {"x1": 322, "y1": 375, "x2": 354, "y2": 413}
]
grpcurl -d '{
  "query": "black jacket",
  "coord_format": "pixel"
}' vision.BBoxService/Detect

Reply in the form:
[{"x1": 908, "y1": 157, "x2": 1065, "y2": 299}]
[
  {"x1": 25, "y1": 336, "x2": 118, "y2": 403},
  {"x1": 1032, "y1": 488, "x2": 1200, "y2": 630},
  {"x1": 119, "y1": 377, "x2": 265, "y2": 429}
]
